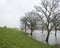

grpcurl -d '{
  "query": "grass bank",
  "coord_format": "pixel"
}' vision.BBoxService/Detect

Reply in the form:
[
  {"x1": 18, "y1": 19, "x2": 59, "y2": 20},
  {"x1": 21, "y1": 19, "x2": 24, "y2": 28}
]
[{"x1": 0, "y1": 27, "x2": 51, "y2": 48}]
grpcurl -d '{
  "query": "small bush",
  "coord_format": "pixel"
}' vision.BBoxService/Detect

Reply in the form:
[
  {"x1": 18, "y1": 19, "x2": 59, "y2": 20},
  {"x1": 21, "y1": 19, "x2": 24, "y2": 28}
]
[{"x1": 4, "y1": 26, "x2": 7, "y2": 28}]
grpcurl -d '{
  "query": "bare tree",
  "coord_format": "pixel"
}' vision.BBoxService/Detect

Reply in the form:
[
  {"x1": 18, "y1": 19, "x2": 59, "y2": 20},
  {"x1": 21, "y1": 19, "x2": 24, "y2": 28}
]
[
  {"x1": 21, "y1": 16, "x2": 27, "y2": 33},
  {"x1": 25, "y1": 11, "x2": 39, "y2": 37},
  {"x1": 34, "y1": 0, "x2": 60, "y2": 43},
  {"x1": 52, "y1": 14, "x2": 60, "y2": 37}
]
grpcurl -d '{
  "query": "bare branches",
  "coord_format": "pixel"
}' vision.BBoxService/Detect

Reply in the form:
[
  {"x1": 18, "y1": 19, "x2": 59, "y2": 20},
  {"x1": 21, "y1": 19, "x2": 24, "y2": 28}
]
[
  {"x1": 20, "y1": 0, "x2": 60, "y2": 43},
  {"x1": 34, "y1": 0, "x2": 60, "y2": 43}
]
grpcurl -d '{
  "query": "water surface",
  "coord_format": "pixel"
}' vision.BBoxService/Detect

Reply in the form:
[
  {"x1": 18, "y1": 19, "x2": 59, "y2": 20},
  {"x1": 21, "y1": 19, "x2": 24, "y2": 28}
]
[{"x1": 27, "y1": 30, "x2": 60, "y2": 45}]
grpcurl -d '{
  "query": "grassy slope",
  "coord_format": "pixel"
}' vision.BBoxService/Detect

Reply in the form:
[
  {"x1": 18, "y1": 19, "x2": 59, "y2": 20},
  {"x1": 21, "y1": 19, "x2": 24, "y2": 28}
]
[{"x1": 0, "y1": 27, "x2": 51, "y2": 48}]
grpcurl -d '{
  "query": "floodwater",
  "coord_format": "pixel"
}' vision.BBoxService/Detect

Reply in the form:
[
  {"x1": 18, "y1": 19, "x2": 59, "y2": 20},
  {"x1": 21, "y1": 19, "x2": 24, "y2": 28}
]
[{"x1": 26, "y1": 30, "x2": 60, "y2": 45}]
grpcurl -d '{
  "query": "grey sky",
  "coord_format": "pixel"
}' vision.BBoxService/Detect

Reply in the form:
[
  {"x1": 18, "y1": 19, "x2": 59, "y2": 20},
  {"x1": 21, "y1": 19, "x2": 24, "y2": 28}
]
[{"x1": 0, "y1": 0, "x2": 40, "y2": 28}]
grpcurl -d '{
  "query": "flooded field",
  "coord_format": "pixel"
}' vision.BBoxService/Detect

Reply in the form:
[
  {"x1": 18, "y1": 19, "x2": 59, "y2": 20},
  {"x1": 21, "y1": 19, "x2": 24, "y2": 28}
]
[{"x1": 26, "y1": 30, "x2": 60, "y2": 45}]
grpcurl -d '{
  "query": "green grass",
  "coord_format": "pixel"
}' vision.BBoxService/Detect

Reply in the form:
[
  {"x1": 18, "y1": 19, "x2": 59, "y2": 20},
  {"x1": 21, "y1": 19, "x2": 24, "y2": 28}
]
[{"x1": 0, "y1": 27, "x2": 51, "y2": 48}]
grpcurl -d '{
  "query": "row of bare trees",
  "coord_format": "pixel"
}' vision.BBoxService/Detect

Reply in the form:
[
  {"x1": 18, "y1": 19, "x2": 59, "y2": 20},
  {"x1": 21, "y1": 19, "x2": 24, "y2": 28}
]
[
  {"x1": 21, "y1": 0, "x2": 60, "y2": 44},
  {"x1": 21, "y1": 11, "x2": 40, "y2": 36}
]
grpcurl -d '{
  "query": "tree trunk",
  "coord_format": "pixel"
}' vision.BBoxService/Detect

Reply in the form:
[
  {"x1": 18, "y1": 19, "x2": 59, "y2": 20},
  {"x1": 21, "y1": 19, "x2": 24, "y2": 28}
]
[
  {"x1": 45, "y1": 30, "x2": 50, "y2": 44},
  {"x1": 55, "y1": 29, "x2": 57, "y2": 44},
  {"x1": 55, "y1": 29, "x2": 57, "y2": 37},
  {"x1": 30, "y1": 30, "x2": 33, "y2": 37},
  {"x1": 55, "y1": 27, "x2": 57, "y2": 37},
  {"x1": 25, "y1": 22, "x2": 26, "y2": 33},
  {"x1": 25, "y1": 26, "x2": 26, "y2": 33},
  {"x1": 42, "y1": 27, "x2": 43, "y2": 34}
]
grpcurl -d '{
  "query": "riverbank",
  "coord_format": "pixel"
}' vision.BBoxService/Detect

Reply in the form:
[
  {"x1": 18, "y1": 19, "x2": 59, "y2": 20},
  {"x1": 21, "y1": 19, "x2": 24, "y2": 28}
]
[{"x1": 0, "y1": 27, "x2": 51, "y2": 48}]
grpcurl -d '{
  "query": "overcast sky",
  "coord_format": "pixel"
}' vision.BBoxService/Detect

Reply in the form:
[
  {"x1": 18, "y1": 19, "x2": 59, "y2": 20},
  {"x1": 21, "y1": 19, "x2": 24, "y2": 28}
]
[{"x1": 0, "y1": 0, "x2": 40, "y2": 28}]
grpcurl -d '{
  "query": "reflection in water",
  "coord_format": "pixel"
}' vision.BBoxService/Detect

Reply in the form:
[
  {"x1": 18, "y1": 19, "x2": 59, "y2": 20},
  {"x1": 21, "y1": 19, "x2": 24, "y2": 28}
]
[{"x1": 27, "y1": 30, "x2": 60, "y2": 45}]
